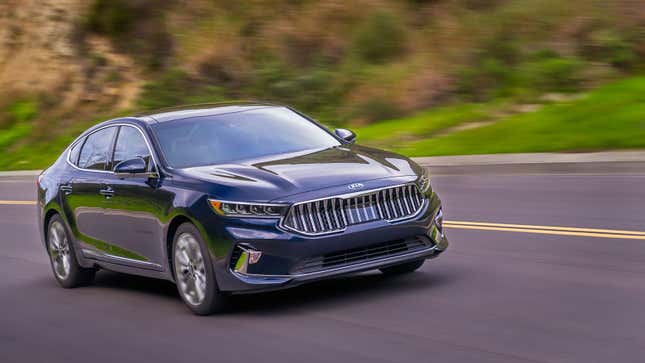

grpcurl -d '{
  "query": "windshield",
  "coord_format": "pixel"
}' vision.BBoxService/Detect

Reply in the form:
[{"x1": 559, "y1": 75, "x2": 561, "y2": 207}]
[{"x1": 151, "y1": 107, "x2": 341, "y2": 168}]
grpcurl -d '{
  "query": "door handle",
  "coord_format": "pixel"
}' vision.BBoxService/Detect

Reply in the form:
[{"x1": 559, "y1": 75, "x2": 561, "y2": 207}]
[
  {"x1": 60, "y1": 184, "x2": 73, "y2": 195},
  {"x1": 99, "y1": 186, "x2": 115, "y2": 198}
]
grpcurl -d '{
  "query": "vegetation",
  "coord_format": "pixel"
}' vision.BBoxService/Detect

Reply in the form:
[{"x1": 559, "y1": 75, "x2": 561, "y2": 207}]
[
  {"x1": 355, "y1": 77, "x2": 645, "y2": 156},
  {"x1": 1, "y1": 0, "x2": 645, "y2": 170}
]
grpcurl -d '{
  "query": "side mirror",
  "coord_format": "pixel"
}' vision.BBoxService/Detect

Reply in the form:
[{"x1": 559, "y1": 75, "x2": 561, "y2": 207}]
[
  {"x1": 334, "y1": 128, "x2": 356, "y2": 143},
  {"x1": 114, "y1": 157, "x2": 148, "y2": 176}
]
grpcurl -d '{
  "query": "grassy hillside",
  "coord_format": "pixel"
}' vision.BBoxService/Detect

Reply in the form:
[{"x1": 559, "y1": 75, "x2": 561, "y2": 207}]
[
  {"x1": 1, "y1": 0, "x2": 645, "y2": 170},
  {"x1": 355, "y1": 76, "x2": 645, "y2": 156}
]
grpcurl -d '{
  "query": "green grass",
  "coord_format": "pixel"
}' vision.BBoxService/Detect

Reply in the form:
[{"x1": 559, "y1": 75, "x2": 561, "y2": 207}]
[
  {"x1": 0, "y1": 112, "x2": 123, "y2": 171},
  {"x1": 356, "y1": 76, "x2": 645, "y2": 156},
  {"x1": 0, "y1": 100, "x2": 38, "y2": 150},
  {"x1": 355, "y1": 103, "x2": 496, "y2": 145}
]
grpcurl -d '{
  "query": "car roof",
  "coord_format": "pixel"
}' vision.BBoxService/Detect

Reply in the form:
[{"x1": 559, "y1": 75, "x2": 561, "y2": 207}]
[{"x1": 133, "y1": 102, "x2": 281, "y2": 123}]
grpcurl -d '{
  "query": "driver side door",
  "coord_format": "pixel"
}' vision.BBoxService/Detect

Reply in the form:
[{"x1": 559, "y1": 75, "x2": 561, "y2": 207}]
[{"x1": 99, "y1": 124, "x2": 170, "y2": 270}]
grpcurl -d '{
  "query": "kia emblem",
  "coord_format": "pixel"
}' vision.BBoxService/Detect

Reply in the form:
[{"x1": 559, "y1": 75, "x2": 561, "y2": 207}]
[{"x1": 348, "y1": 183, "x2": 364, "y2": 190}]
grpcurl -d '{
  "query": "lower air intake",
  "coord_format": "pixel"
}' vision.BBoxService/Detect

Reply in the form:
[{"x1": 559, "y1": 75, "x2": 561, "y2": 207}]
[{"x1": 293, "y1": 236, "x2": 432, "y2": 275}]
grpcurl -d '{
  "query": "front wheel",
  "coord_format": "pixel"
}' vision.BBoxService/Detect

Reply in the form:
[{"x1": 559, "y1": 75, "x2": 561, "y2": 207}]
[
  {"x1": 47, "y1": 214, "x2": 95, "y2": 288},
  {"x1": 379, "y1": 259, "x2": 425, "y2": 276},
  {"x1": 172, "y1": 223, "x2": 226, "y2": 315}
]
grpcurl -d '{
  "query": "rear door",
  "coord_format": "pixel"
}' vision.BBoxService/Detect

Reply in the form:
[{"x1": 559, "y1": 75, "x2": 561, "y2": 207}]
[{"x1": 61, "y1": 126, "x2": 118, "y2": 255}]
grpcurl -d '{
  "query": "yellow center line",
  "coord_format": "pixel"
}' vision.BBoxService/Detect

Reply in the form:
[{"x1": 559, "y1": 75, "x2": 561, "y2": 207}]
[
  {"x1": 0, "y1": 200, "x2": 37, "y2": 205},
  {"x1": 445, "y1": 220, "x2": 645, "y2": 236},
  {"x1": 444, "y1": 222, "x2": 645, "y2": 240}
]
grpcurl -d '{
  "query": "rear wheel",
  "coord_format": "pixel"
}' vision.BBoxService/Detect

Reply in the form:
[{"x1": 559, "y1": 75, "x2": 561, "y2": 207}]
[
  {"x1": 379, "y1": 259, "x2": 425, "y2": 276},
  {"x1": 172, "y1": 223, "x2": 226, "y2": 315},
  {"x1": 47, "y1": 214, "x2": 95, "y2": 288}
]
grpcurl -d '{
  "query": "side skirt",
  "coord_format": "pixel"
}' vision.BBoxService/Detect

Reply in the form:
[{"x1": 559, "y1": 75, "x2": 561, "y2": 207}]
[{"x1": 81, "y1": 249, "x2": 173, "y2": 281}]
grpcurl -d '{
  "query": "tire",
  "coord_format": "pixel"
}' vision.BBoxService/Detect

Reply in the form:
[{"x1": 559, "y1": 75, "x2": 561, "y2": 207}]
[
  {"x1": 379, "y1": 259, "x2": 425, "y2": 276},
  {"x1": 46, "y1": 214, "x2": 95, "y2": 288},
  {"x1": 172, "y1": 223, "x2": 226, "y2": 315}
]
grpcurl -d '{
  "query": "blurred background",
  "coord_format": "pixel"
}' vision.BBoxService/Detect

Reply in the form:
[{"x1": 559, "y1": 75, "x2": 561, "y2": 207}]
[{"x1": 1, "y1": 0, "x2": 644, "y2": 170}]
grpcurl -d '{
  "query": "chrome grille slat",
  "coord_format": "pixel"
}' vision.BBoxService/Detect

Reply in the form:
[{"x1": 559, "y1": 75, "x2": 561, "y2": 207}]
[
  {"x1": 410, "y1": 188, "x2": 419, "y2": 209},
  {"x1": 282, "y1": 184, "x2": 426, "y2": 235},
  {"x1": 413, "y1": 187, "x2": 422, "y2": 207},
  {"x1": 375, "y1": 192, "x2": 384, "y2": 219},
  {"x1": 403, "y1": 186, "x2": 412, "y2": 214},
  {"x1": 307, "y1": 203, "x2": 317, "y2": 233},
  {"x1": 354, "y1": 198, "x2": 362, "y2": 223},
  {"x1": 314, "y1": 201, "x2": 324, "y2": 230},
  {"x1": 394, "y1": 187, "x2": 401, "y2": 214},
  {"x1": 331, "y1": 198, "x2": 341, "y2": 229},
  {"x1": 324, "y1": 202, "x2": 330, "y2": 229},
  {"x1": 292, "y1": 205, "x2": 302, "y2": 231},
  {"x1": 407, "y1": 185, "x2": 416, "y2": 210},
  {"x1": 297, "y1": 204, "x2": 308, "y2": 233},
  {"x1": 381, "y1": 190, "x2": 391, "y2": 219},
  {"x1": 339, "y1": 199, "x2": 348, "y2": 226},
  {"x1": 345, "y1": 199, "x2": 354, "y2": 224}
]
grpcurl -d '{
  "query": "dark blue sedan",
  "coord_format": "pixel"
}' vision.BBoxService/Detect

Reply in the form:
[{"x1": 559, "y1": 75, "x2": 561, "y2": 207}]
[{"x1": 37, "y1": 103, "x2": 448, "y2": 314}]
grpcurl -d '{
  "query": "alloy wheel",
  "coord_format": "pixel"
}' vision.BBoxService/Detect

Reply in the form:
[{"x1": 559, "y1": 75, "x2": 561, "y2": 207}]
[
  {"x1": 48, "y1": 220, "x2": 71, "y2": 280},
  {"x1": 174, "y1": 232, "x2": 208, "y2": 306}
]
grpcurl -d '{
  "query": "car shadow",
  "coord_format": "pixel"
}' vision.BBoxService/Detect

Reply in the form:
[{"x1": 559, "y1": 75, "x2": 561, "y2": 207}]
[
  {"x1": 84, "y1": 267, "x2": 457, "y2": 315},
  {"x1": 92, "y1": 271, "x2": 179, "y2": 300},
  {"x1": 226, "y1": 269, "x2": 456, "y2": 315}
]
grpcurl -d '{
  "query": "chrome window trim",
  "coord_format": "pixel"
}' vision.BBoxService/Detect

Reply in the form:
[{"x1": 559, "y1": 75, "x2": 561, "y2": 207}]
[
  {"x1": 278, "y1": 182, "x2": 427, "y2": 236},
  {"x1": 66, "y1": 123, "x2": 160, "y2": 175}
]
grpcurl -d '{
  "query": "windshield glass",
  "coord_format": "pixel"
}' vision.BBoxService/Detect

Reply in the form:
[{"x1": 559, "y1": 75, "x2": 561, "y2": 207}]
[{"x1": 151, "y1": 107, "x2": 341, "y2": 168}]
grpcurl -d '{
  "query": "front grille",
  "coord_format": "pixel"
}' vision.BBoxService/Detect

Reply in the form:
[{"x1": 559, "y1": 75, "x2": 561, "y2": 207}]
[
  {"x1": 294, "y1": 236, "x2": 431, "y2": 274},
  {"x1": 281, "y1": 184, "x2": 425, "y2": 235}
]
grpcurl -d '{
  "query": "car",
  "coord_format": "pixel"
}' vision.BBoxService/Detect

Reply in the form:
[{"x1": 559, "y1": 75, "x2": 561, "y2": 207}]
[{"x1": 37, "y1": 103, "x2": 448, "y2": 315}]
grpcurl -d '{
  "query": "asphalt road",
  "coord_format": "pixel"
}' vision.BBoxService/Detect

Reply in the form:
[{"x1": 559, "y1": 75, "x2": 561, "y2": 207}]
[{"x1": 2, "y1": 165, "x2": 645, "y2": 363}]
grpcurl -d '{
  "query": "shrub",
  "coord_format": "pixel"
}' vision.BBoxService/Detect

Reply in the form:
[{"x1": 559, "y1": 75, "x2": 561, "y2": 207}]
[
  {"x1": 581, "y1": 29, "x2": 637, "y2": 71},
  {"x1": 520, "y1": 52, "x2": 584, "y2": 93},
  {"x1": 138, "y1": 70, "x2": 226, "y2": 110},
  {"x1": 84, "y1": 0, "x2": 173, "y2": 71},
  {"x1": 248, "y1": 57, "x2": 341, "y2": 120},
  {"x1": 352, "y1": 11, "x2": 406, "y2": 63},
  {"x1": 348, "y1": 95, "x2": 402, "y2": 124},
  {"x1": 86, "y1": 0, "x2": 133, "y2": 37},
  {"x1": 457, "y1": 58, "x2": 514, "y2": 101}
]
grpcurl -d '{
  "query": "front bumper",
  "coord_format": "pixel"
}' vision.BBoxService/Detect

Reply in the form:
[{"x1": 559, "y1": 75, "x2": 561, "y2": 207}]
[
  {"x1": 211, "y1": 191, "x2": 448, "y2": 293},
  {"x1": 230, "y1": 236, "x2": 447, "y2": 293}
]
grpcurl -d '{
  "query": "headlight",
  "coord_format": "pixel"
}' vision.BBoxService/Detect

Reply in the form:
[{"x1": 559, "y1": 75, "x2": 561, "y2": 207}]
[
  {"x1": 208, "y1": 199, "x2": 288, "y2": 218},
  {"x1": 416, "y1": 169, "x2": 431, "y2": 194}
]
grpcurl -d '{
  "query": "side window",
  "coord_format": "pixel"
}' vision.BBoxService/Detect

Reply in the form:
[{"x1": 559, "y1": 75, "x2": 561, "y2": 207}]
[
  {"x1": 112, "y1": 126, "x2": 152, "y2": 170},
  {"x1": 78, "y1": 127, "x2": 117, "y2": 170},
  {"x1": 68, "y1": 139, "x2": 83, "y2": 166}
]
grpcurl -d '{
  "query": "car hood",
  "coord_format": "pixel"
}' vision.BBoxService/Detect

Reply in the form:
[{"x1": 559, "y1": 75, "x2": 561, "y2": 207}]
[{"x1": 175, "y1": 145, "x2": 423, "y2": 202}]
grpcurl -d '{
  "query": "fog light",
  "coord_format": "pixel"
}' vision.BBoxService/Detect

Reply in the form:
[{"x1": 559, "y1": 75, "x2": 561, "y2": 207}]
[{"x1": 248, "y1": 250, "x2": 262, "y2": 264}]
